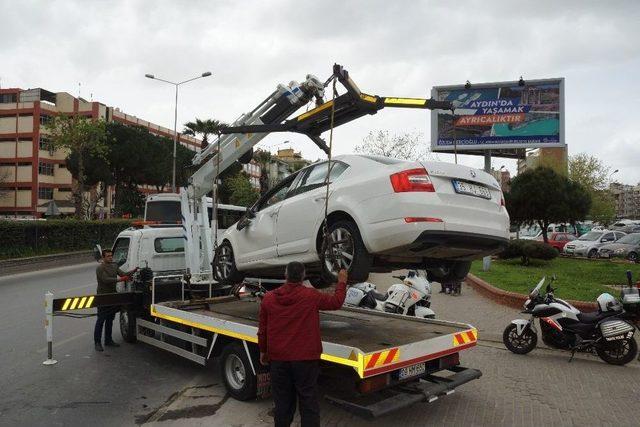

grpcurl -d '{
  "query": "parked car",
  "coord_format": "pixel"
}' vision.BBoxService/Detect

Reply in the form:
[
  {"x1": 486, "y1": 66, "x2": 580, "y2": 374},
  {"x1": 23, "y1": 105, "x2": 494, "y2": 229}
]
[
  {"x1": 214, "y1": 154, "x2": 510, "y2": 286},
  {"x1": 597, "y1": 233, "x2": 640, "y2": 262},
  {"x1": 537, "y1": 232, "x2": 576, "y2": 253},
  {"x1": 564, "y1": 230, "x2": 627, "y2": 258},
  {"x1": 611, "y1": 220, "x2": 640, "y2": 234}
]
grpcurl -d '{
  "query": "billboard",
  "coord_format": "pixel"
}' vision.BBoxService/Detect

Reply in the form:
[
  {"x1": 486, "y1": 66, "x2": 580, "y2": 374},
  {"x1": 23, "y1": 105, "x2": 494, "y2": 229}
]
[{"x1": 430, "y1": 78, "x2": 564, "y2": 152}]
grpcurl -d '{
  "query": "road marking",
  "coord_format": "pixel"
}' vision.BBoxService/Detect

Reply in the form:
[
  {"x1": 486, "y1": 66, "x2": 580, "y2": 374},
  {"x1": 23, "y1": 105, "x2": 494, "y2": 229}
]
[
  {"x1": 0, "y1": 262, "x2": 96, "y2": 281},
  {"x1": 37, "y1": 332, "x2": 88, "y2": 354}
]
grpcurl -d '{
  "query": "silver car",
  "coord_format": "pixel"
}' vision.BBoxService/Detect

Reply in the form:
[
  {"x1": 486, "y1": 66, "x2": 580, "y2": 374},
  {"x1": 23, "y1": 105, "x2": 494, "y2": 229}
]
[
  {"x1": 563, "y1": 230, "x2": 626, "y2": 258},
  {"x1": 597, "y1": 233, "x2": 640, "y2": 262}
]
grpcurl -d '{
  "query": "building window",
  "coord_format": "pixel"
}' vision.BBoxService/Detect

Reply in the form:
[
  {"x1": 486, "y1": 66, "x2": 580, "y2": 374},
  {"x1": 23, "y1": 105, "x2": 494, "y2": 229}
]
[
  {"x1": 57, "y1": 187, "x2": 71, "y2": 192},
  {"x1": 39, "y1": 136, "x2": 53, "y2": 151},
  {"x1": 38, "y1": 161, "x2": 54, "y2": 176},
  {"x1": 58, "y1": 163, "x2": 66, "y2": 169},
  {"x1": 39, "y1": 115, "x2": 53, "y2": 126},
  {"x1": 38, "y1": 187, "x2": 53, "y2": 200}
]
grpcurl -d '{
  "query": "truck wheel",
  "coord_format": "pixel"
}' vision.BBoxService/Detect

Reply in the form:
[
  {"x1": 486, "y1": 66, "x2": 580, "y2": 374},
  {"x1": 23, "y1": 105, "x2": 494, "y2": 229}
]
[
  {"x1": 320, "y1": 220, "x2": 373, "y2": 286},
  {"x1": 220, "y1": 342, "x2": 257, "y2": 400},
  {"x1": 119, "y1": 309, "x2": 137, "y2": 343},
  {"x1": 214, "y1": 242, "x2": 245, "y2": 286}
]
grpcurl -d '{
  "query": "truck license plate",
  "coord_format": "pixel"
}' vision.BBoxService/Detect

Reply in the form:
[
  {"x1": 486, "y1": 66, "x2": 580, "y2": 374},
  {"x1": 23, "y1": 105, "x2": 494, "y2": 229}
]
[
  {"x1": 452, "y1": 180, "x2": 491, "y2": 199},
  {"x1": 396, "y1": 363, "x2": 426, "y2": 380}
]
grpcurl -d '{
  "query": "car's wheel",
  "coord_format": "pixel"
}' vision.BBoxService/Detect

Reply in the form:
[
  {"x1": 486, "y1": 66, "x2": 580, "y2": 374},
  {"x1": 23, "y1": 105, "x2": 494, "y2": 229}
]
[
  {"x1": 427, "y1": 261, "x2": 472, "y2": 283},
  {"x1": 503, "y1": 323, "x2": 537, "y2": 355},
  {"x1": 628, "y1": 252, "x2": 638, "y2": 263},
  {"x1": 588, "y1": 248, "x2": 598, "y2": 258},
  {"x1": 596, "y1": 338, "x2": 638, "y2": 366},
  {"x1": 214, "y1": 242, "x2": 245, "y2": 286},
  {"x1": 220, "y1": 342, "x2": 257, "y2": 400},
  {"x1": 119, "y1": 309, "x2": 137, "y2": 343},
  {"x1": 320, "y1": 220, "x2": 372, "y2": 285}
]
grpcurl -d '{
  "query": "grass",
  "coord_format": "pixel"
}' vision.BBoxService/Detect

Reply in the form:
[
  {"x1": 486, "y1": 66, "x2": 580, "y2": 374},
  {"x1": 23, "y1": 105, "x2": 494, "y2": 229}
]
[{"x1": 470, "y1": 257, "x2": 640, "y2": 302}]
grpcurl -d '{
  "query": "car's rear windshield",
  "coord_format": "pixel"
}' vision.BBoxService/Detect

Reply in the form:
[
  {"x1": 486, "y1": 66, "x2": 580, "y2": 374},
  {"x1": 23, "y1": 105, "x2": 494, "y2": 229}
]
[
  {"x1": 617, "y1": 233, "x2": 640, "y2": 244},
  {"x1": 359, "y1": 155, "x2": 406, "y2": 165}
]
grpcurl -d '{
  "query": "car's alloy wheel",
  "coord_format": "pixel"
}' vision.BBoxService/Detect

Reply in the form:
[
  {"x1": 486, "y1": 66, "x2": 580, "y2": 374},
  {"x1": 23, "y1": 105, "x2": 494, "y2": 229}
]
[
  {"x1": 588, "y1": 248, "x2": 598, "y2": 258},
  {"x1": 628, "y1": 252, "x2": 638, "y2": 263},
  {"x1": 320, "y1": 220, "x2": 372, "y2": 285},
  {"x1": 324, "y1": 227, "x2": 355, "y2": 273},
  {"x1": 214, "y1": 242, "x2": 244, "y2": 286}
]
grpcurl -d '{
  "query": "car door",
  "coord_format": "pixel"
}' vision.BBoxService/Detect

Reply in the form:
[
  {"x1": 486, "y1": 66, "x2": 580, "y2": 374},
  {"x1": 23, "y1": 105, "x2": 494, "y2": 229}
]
[
  {"x1": 276, "y1": 161, "x2": 349, "y2": 258},
  {"x1": 233, "y1": 175, "x2": 295, "y2": 265}
]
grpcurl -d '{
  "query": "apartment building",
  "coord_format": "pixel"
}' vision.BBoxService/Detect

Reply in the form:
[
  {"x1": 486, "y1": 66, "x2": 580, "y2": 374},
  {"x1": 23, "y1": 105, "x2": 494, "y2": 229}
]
[
  {"x1": 610, "y1": 182, "x2": 640, "y2": 219},
  {"x1": 0, "y1": 87, "x2": 200, "y2": 217}
]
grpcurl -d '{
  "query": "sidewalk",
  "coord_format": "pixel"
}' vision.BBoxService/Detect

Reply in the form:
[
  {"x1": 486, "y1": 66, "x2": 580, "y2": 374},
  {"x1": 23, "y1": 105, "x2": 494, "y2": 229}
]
[{"x1": 369, "y1": 272, "x2": 517, "y2": 343}]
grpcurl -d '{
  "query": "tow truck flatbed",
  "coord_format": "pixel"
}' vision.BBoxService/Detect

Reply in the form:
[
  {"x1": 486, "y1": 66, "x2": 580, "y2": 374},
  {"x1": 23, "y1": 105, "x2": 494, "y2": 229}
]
[{"x1": 151, "y1": 293, "x2": 478, "y2": 379}]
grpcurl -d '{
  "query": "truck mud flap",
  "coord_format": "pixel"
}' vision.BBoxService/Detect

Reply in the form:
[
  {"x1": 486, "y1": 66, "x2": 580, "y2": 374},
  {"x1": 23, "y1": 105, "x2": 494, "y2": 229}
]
[{"x1": 325, "y1": 366, "x2": 481, "y2": 419}]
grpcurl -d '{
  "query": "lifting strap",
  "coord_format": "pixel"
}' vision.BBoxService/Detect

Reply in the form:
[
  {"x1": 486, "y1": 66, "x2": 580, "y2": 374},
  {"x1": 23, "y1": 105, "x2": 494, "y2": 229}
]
[{"x1": 321, "y1": 77, "x2": 338, "y2": 270}]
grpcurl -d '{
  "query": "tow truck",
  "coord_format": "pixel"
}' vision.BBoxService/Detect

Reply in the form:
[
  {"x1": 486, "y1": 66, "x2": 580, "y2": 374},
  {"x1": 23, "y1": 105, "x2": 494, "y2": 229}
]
[{"x1": 44, "y1": 64, "x2": 482, "y2": 419}]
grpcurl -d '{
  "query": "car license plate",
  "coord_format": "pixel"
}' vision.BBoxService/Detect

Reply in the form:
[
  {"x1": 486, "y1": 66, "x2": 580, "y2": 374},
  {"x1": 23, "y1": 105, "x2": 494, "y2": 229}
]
[
  {"x1": 599, "y1": 253, "x2": 610, "y2": 258},
  {"x1": 396, "y1": 362, "x2": 426, "y2": 380},
  {"x1": 452, "y1": 180, "x2": 491, "y2": 199}
]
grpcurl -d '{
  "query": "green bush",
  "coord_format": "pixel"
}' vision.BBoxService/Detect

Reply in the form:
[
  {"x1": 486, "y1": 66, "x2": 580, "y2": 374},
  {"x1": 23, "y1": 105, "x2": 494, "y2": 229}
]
[
  {"x1": 0, "y1": 219, "x2": 133, "y2": 259},
  {"x1": 499, "y1": 239, "x2": 558, "y2": 265}
]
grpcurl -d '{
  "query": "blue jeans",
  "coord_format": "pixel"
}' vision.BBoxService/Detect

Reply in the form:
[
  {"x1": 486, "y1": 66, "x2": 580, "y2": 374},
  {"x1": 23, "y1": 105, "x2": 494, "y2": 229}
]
[{"x1": 94, "y1": 306, "x2": 117, "y2": 344}]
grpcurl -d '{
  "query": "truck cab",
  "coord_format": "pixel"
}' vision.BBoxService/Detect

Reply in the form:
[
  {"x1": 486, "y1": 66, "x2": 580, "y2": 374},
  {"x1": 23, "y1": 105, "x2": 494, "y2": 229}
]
[{"x1": 112, "y1": 226, "x2": 186, "y2": 276}]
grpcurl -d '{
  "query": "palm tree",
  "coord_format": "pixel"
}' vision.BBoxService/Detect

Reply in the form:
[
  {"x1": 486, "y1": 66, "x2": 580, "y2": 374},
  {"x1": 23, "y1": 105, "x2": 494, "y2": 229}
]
[{"x1": 183, "y1": 118, "x2": 226, "y2": 150}]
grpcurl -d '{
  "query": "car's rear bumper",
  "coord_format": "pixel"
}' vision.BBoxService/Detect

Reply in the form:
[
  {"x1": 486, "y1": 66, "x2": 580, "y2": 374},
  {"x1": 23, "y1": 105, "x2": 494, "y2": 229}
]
[{"x1": 406, "y1": 230, "x2": 509, "y2": 259}]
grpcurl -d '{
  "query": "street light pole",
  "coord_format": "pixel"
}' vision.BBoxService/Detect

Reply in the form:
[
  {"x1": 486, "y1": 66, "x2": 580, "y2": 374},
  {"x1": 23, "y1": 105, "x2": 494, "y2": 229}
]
[{"x1": 145, "y1": 71, "x2": 212, "y2": 193}]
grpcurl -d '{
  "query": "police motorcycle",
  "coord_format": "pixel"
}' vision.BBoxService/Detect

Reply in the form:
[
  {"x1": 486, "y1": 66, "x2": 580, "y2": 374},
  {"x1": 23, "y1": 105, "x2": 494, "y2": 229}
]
[
  {"x1": 344, "y1": 270, "x2": 435, "y2": 319},
  {"x1": 503, "y1": 275, "x2": 637, "y2": 365}
]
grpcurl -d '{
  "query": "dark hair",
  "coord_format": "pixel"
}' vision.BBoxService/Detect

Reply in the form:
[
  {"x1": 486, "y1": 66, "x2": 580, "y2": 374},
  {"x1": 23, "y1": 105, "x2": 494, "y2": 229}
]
[
  {"x1": 102, "y1": 249, "x2": 113, "y2": 257},
  {"x1": 285, "y1": 261, "x2": 305, "y2": 283}
]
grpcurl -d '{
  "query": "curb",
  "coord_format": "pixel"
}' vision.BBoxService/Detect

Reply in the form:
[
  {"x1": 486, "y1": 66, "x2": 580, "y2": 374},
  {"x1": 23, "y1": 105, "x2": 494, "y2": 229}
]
[
  {"x1": 465, "y1": 273, "x2": 598, "y2": 312},
  {"x1": 0, "y1": 250, "x2": 94, "y2": 277}
]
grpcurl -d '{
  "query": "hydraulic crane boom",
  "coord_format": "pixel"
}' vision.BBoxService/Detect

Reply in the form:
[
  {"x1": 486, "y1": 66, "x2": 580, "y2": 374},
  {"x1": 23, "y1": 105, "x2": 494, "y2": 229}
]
[{"x1": 180, "y1": 64, "x2": 453, "y2": 284}]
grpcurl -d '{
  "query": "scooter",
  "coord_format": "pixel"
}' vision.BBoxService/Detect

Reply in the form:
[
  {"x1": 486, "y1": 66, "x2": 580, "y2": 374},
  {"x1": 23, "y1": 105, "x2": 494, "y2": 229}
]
[
  {"x1": 344, "y1": 270, "x2": 436, "y2": 319},
  {"x1": 503, "y1": 276, "x2": 637, "y2": 365}
]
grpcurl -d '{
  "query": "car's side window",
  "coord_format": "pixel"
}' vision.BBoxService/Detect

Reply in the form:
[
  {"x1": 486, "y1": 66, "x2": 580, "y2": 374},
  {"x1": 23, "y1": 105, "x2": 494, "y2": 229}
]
[
  {"x1": 255, "y1": 174, "x2": 297, "y2": 212},
  {"x1": 286, "y1": 161, "x2": 349, "y2": 198},
  {"x1": 602, "y1": 232, "x2": 614, "y2": 242}
]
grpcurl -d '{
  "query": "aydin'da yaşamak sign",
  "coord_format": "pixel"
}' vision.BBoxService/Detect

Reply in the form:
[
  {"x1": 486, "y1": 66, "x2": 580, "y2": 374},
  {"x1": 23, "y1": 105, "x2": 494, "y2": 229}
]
[{"x1": 430, "y1": 78, "x2": 565, "y2": 151}]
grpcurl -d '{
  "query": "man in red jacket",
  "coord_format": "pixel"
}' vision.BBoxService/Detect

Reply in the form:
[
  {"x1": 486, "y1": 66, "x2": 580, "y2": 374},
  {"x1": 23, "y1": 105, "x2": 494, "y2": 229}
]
[{"x1": 258, "y1": 261, "x2": 347, "y2": 427}]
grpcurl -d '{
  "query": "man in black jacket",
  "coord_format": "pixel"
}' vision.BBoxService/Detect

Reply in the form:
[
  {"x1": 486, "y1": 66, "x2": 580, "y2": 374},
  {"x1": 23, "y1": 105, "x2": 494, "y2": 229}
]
[{"x1": 94, "y1": 249, "x2": 136, "y2": 351}]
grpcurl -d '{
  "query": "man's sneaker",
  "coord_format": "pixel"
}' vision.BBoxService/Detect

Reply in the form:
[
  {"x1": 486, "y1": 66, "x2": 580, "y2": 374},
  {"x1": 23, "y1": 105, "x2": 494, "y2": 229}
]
[
  {"x1": 95, "y1": 343, "x2": 104, "y2": 352},
  {"x1": 105, "y1": 341, "x2": 120, "y2": 347}
]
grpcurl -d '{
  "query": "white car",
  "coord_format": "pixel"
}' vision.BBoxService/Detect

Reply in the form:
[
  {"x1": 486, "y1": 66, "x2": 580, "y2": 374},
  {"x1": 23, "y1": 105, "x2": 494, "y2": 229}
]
[
  {"x1": 563, "y1": 230, "x2": 627, "y2": 258},
  {"x1": 214, "y1": 155, "x2": 510, "y2": 287}
]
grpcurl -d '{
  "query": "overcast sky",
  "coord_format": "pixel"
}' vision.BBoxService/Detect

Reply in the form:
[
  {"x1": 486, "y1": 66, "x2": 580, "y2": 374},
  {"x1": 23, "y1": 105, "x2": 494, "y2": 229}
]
[{"x1": 3, "y1": 0, "x2": 639, "y2": 184}]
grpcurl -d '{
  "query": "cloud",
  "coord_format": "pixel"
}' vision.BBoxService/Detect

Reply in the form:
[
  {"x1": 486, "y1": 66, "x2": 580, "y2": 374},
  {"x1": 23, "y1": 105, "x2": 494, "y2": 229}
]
[{"x1": 2, "y1": 0, "x2": 639, "y2": 183}]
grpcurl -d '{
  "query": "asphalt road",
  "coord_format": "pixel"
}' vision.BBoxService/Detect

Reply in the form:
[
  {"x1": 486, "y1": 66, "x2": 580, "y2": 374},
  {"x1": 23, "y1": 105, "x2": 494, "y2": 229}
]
[
  {"x1": 2, "y1": 265, "x2": 640, "y2": 426},
  {"x1": 0, "y1": 263, "x2": 209, "y2": 427}
]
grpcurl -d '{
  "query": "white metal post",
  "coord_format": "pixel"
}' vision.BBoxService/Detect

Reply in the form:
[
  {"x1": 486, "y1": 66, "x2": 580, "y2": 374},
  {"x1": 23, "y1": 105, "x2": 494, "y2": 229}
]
[{"x1": 43, "y1": 291, "x2": 57, "y2": 365}]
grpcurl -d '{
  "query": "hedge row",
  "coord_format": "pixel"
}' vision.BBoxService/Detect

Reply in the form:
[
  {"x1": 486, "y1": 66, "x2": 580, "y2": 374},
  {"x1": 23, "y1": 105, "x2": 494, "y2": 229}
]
[
  {"x1": 497, "y1": 239, "x2": 558, "y2": 265},
  {"x1": 0, "y1": 219, "x2": 133, "y2": 259}
]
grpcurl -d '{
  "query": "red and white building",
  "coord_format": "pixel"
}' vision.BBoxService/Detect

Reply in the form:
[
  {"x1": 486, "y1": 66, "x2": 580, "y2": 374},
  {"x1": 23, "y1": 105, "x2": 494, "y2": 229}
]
[{"x1": 0, "y1": 88, "x2": 200, "y2": 217}]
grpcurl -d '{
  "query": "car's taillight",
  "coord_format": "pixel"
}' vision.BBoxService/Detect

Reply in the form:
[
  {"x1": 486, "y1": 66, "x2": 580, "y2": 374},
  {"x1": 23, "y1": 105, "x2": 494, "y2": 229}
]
[{"x1": 390, "y1": 168, "x2": 435, "y2": 192}]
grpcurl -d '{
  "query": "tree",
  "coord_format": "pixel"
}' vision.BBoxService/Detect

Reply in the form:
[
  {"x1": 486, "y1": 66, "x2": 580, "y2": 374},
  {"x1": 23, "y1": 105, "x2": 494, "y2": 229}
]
[
  {"x1": 506, "y1": 167, "x2": 591, "y2": 243},
  {"x1": 253, "y1": 149, "x2": 273, "y2": 195},
  {"x1": 568, "y1": 153, "x2": 617, "y2": 225},
  {"x1": 47, "y1": 115, "x2": 107, "y2": 218},
  {"x1": 226, "y1": 172, "x2": 259, "y2": 206},
  {"x1": 354, "y1": 130, "x2": 431, "y2": 160},
  {"x1": 183, "y1": 118, "x2": 226, "y2": 150},
  {"x1": 569, "y1": 153, "x2": 610, "y2": 191}
]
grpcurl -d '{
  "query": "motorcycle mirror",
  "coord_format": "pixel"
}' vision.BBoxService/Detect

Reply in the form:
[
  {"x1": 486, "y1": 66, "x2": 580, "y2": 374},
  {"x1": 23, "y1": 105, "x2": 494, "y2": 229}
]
[{"x1": 627, "y1": 270, "x2": 633, "y2": 287}]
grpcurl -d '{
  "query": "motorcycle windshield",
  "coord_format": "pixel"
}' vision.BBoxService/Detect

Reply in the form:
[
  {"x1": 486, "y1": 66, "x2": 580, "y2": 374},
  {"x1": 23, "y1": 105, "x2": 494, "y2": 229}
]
[{"x1": 530, "y1": 277, "x2": 545, "y2": 298}]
